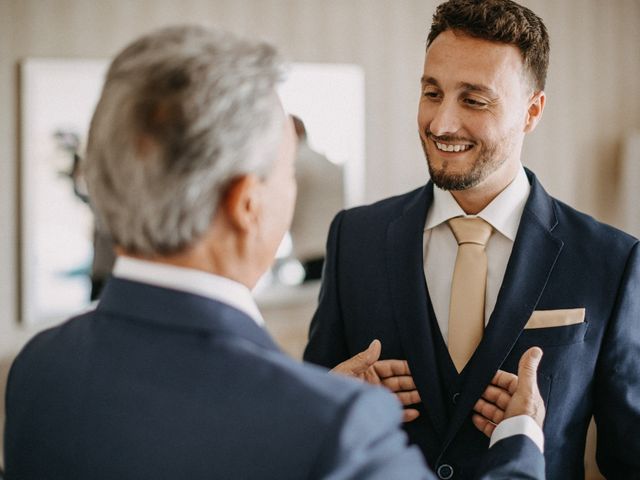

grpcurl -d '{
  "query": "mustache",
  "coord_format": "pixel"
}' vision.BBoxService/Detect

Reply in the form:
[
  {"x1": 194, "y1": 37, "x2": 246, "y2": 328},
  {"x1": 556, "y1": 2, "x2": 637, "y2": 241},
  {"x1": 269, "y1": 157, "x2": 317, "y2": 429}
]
[{"x1": 425, "y1": 132, "x2": 476, "y2": 144}]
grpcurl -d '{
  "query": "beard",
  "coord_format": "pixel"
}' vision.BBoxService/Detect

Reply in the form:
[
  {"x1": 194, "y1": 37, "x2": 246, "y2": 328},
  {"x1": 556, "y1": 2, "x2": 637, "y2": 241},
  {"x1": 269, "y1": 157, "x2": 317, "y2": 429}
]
[{"x1": 420, "y1": 133, "x2": 509, "y2": 191}]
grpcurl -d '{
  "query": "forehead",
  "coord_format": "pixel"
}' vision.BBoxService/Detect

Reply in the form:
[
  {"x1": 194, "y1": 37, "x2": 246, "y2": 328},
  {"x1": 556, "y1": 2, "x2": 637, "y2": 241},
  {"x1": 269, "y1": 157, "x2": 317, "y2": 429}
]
[{"x1": 424, "y1": 30, "x2": 526, "y2": 92}]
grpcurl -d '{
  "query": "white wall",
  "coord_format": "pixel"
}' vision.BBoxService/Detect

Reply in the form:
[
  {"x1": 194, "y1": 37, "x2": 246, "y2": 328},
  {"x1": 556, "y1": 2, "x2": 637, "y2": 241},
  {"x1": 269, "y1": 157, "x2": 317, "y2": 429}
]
[{"x1": 1, "y1": 0, "x2": 639, "y2": 355}]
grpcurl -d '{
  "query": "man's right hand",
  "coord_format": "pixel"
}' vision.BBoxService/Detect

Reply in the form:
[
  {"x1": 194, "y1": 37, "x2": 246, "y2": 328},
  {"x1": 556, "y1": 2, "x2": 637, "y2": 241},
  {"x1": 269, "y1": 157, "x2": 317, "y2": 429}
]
[
  {"x1": 472, "y1": 347, "x2": 546, "y2": 437},
  {"x1": 330, "y1": 340, "x2": 421, "y2": 422}
]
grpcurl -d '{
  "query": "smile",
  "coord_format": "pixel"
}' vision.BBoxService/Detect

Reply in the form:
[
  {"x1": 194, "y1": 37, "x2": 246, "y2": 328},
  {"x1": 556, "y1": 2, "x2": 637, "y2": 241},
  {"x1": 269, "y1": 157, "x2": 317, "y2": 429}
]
[{"x1": 434, "y1": 141, "x2": 473, "y2": 153}]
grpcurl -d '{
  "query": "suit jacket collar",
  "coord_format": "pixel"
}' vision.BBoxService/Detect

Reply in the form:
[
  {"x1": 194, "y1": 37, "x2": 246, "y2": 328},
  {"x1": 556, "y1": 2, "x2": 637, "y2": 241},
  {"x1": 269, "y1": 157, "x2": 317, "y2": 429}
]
[
  {"x1": 96, "y1": 277, "x2": 281, "y2": 353},
  {"x1": 112, "y1": 256, "x2": 264, "y2": 326}
]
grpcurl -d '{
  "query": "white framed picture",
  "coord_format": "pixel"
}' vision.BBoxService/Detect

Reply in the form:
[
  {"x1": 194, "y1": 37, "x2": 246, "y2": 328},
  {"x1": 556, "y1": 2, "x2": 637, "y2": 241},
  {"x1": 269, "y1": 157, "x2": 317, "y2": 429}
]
[{"x1": 20, "y1": 58, "x2": 108, "y2": 326}]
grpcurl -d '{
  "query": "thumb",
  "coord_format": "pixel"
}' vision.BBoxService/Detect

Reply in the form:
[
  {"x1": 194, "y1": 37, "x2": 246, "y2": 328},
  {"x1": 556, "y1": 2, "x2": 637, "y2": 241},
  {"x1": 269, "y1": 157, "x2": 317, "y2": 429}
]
[
  {"x1": 516, "y1": 347, "x2": 543, "y2": 395},
  {"x1": 360, "y1": 339, "x2": 382, "y2": 366},
  {"x1": 350, "y1": 339, "x2": 382, "y2": 374},
  {"x1": 331, "y1": 340, "x2": 382, "y2": 377}
]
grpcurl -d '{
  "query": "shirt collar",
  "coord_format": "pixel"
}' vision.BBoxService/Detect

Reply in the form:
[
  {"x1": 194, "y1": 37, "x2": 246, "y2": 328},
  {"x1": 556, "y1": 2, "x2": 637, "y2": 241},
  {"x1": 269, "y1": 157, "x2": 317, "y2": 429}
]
[
  {"x1": 425, "y1": 165, "x2": 531, "y2": 241},
  {"x1": 112, "y1": 256, "x2": 265, "y2": 326}
]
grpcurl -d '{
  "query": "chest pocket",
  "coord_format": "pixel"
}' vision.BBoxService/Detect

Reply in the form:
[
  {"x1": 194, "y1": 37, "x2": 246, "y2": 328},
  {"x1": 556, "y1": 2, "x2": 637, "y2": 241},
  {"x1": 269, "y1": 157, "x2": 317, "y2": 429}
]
[{"x1": 517, "y1": 321, "x2": 589, "y2": 347}]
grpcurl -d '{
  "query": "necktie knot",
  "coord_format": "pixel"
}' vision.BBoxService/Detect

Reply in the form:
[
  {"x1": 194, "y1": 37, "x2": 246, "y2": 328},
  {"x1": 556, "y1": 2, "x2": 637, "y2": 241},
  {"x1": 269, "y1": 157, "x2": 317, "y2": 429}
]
[{"x1": 448, "y1": 217, "x2": 493, "y2": 247}]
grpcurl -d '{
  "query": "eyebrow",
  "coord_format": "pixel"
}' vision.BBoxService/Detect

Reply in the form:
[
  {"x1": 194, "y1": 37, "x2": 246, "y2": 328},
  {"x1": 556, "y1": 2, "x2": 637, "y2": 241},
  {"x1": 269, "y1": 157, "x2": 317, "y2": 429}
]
[
  {"x1": 420, "y1": 76, "x2": 498, "y2": 98},
  {"x1": 420, "y1": 76, "x2": 439, "y2": 87}
]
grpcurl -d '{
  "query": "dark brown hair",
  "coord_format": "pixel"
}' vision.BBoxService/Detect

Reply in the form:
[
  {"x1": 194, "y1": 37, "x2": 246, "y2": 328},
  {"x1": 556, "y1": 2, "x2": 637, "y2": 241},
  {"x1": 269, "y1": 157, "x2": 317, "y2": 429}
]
[{"x1": 427, "y1": 0, "x2": 549, "y2": 90}]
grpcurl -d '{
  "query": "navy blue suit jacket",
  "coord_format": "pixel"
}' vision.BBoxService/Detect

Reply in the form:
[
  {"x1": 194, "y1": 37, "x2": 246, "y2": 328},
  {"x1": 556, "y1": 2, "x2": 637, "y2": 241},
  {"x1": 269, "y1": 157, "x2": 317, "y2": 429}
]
[
  {"x1": 4, "y1": 277, "x2": 543, "y2": 479},
  {"x1": 305, "y1": 170, "x2": 640, "y2": 479}
]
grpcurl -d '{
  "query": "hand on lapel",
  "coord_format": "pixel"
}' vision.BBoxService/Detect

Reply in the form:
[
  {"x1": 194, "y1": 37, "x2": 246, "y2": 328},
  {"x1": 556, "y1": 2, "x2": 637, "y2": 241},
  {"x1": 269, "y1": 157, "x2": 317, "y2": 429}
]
[
  {"x1": 330, "y1": 340, "x2": 421, "y2": 422},
  {"x1": 471, "y1": 347, "x2": 546, "y2": 436}
]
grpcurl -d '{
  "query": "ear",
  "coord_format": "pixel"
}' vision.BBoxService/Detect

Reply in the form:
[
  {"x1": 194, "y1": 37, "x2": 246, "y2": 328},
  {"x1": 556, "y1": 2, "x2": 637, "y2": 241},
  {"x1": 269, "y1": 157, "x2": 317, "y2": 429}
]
[
  {"x1": 221, "y1": 174, "x2": 262, "y2": 234},
  {"x1": 524, "y1": 90, "x2": 546, "y2": 133}
]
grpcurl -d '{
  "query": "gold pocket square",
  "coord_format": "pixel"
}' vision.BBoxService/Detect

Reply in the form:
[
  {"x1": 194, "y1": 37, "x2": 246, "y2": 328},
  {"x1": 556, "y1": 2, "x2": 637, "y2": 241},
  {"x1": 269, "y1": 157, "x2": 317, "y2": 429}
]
[{"x1": 524, "y1": 308, "x2": 586, "y2": 329}]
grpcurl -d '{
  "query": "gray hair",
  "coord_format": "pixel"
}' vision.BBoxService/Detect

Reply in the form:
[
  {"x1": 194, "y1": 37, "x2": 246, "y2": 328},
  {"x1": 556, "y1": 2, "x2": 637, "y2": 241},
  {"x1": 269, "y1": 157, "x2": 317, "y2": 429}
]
[{"x1": 85, "y1": 25, "x2": 285, "y2": 256}]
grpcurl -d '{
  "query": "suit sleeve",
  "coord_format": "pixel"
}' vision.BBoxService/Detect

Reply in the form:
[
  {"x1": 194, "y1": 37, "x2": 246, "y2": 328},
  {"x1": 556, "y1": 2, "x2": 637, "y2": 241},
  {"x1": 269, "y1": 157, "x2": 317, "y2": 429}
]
[
  {"x1": 304, "y1": 211, "x2": 351, "y2": 368},
  {"x1": 593, "y1": 240, "x2": 640, "y2": 476},
  {"x1": 475, "y1": 435, "x2": 545, "y2": 480},
  {"x1": 311, "y1": 386, "x2": 433, "y2": 480}
]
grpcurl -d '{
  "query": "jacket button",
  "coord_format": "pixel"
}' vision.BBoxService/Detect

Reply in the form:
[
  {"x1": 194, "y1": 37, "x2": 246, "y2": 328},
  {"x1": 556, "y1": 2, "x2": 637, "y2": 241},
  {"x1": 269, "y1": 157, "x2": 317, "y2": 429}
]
[
  {"x1": 437, "y1": 464, "x2": 454, "y2": 479},
  {"x1": 452, "y1": 392, "x2": 460, "y2": 405}
]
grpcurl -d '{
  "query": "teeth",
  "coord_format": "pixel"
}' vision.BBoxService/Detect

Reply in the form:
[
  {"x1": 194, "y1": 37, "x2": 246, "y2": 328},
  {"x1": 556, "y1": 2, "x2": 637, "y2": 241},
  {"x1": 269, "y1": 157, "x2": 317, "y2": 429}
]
[{"x1": 435, "y1": 141, "x2": 472, "y2": 153}]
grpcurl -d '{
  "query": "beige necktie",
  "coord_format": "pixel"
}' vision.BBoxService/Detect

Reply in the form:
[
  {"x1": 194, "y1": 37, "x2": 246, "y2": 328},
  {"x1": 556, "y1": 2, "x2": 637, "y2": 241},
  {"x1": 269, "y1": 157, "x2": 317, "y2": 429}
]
[{"x1": 447, "y1": 217, "x2": 493, "y2": 372}]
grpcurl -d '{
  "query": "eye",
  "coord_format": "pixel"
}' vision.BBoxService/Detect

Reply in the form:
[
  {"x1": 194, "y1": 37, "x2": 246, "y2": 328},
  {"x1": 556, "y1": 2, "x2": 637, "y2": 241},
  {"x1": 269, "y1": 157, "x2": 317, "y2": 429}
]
[
  {"x1": 422, "y1": 89, "x2": 441, "y2": 101},
  {"x1": 463, "y1": 97, "x2": 488, "y2": 108}
]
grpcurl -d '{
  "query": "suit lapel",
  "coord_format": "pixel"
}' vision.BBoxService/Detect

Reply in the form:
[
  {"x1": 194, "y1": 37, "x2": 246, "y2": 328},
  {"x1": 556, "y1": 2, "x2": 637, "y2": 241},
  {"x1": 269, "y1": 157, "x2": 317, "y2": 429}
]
[
  {"x1": 440, "y1": 170, "x2": 564, "y2": 452},
  {"x1": 386, "y1": 183, "x2": 448, "y2": 438}
]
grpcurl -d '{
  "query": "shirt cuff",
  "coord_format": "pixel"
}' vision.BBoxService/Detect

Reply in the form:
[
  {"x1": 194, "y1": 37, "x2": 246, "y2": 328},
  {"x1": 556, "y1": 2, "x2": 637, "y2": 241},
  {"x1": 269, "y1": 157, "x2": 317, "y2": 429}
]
[{"x1": 489, "y1": 415, "x2": 544, "y2": 453}]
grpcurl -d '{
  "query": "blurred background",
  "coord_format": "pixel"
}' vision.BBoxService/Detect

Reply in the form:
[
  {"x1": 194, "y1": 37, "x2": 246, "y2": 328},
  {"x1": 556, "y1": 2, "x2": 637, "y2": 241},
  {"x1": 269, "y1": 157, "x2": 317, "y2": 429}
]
[{"x1": 1, "y1": 1, "x2": 639, "y2": 477}]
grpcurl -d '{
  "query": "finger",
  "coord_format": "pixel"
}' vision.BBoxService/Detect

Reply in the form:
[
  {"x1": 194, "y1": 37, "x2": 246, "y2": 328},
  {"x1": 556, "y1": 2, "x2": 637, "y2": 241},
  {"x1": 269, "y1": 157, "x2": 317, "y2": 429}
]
[
  {"x1": 480, "y1": 385, "x2": 513, "y2": 411},
  {"x1": 472, "y1": 413, "x2": 496, "y2": 438},
  {"x1": 516, "y1": 347, "x2": 543, "y2": 397},
  {"x1": 489, "y1": 370, "x2": 519, "y2": 395},
  {"x1": 403, "y1": 408, "x2": 420, "y2": 423},
  {"x1": 473, "y1": 398, "x2": 505, "y2": 425},
  {"x1": 395, "y1": 390, "x2": 422, "y2": 406},
  {"x1": 373, "y1": 359, "x2": 411, "y2": 378},
  {"x1": 381, "y1": 375, "x2": 416, "y2": 392},
  {"x1": 361, "y1": 369, "x2": 382, "y2": 385}
]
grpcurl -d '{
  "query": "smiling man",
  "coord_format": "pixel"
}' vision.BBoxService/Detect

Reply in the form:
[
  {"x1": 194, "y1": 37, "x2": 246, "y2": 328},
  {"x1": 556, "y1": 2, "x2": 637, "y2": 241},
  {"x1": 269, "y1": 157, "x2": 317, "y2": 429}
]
[
  {"x1": 418, "y1": 30, "x2": 542, "y2": 212},
  {"x1": 305, "y1": 0, "x2": 640, "y2": 478}
]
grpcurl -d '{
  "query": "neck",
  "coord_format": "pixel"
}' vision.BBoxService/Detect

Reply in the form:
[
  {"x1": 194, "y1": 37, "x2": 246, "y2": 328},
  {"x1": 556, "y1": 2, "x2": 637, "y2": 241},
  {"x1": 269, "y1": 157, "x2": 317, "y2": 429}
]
[
  {"x1": 450, "y1": 161, "x2": 521, "y2": 215},
  {"x1": 116, "y1": 227, "x2": 261, "y2": 290}
]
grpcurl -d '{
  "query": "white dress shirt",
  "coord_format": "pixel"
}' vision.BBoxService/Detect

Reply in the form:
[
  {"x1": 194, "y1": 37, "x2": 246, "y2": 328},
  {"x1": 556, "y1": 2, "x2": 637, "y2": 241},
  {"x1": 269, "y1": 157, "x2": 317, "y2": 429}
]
[
  {"x1": 490, "y1": 415, "x2": 545, "y2": 453},
  {"x1": 112, "y1": 256, "x2": 265, "y2": 326},
  {"x1": 423, "y1": 166, "x2": 544, "y2": 453},
  {"x1": 423, "y1": 166, "x2": 531, "y2": 343}
]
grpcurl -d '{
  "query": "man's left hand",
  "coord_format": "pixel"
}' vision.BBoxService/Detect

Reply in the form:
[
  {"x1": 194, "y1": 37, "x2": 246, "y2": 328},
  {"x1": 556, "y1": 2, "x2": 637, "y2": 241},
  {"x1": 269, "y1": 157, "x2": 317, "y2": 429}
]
[{"x1": 472, "y1": 347, "x2": 545, "y2": 437}]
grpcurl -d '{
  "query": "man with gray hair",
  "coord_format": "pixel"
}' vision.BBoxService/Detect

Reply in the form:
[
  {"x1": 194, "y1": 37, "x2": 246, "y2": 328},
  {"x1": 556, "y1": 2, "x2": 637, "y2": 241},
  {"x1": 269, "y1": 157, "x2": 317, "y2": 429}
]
[{"x1": 4, "y1": 25, "x2": 545, "y2": 479}]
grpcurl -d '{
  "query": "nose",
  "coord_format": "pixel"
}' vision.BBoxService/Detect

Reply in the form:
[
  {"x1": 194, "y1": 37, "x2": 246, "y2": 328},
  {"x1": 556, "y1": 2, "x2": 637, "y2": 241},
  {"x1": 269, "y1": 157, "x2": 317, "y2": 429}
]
[{"x1": 429, "y1": 99, "x2": 461, "y2": 137}]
